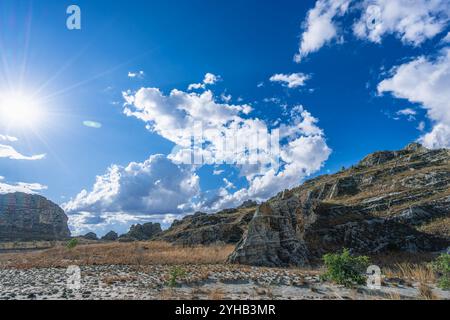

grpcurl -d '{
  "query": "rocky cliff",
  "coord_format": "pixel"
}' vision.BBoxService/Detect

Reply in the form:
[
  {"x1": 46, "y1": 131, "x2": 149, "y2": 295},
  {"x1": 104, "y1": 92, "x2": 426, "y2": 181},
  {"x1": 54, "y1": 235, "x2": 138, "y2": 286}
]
[
  {"x1": 0, "y1": 193, "x2": 71, "y2": 241},
  {"x1": 228, "y1": 143, "x2": 450, "y2": 267}
]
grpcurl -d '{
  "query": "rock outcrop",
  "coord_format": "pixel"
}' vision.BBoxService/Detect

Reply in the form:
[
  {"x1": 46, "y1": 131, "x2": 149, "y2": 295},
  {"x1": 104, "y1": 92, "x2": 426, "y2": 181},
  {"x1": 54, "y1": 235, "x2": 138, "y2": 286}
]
[
  {"x1": 101, "y1": 231, "x2": 118, "y2": 241},
  {"x1": 158, "y1": 205, "x2": 257, "y2": 246},
  {"x1": 229, "y1": 144, "x2": 450, "y2": 267},
  {"x1": 82, "y1": 232, "x2": 98, "y2": 241},
  {"x1": 120, "y1": 222, "x2": 162, "y2": 241},
  {"x1": 0, "y1": 193, "x2": 71, "y2": 241}
]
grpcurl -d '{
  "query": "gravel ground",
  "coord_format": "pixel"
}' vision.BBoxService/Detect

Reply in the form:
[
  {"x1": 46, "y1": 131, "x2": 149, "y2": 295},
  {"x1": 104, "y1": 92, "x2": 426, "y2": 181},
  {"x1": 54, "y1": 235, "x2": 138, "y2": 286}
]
[{"x1": 1, "y1": 264, "x2": 449, "y2": 300}]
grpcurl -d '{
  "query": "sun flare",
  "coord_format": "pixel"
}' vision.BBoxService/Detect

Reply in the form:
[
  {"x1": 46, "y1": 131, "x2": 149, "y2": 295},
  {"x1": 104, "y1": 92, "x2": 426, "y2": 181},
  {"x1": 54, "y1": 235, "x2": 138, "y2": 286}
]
[{"x1": 0, "y1": 91, "x2": 44, "y2": 128}]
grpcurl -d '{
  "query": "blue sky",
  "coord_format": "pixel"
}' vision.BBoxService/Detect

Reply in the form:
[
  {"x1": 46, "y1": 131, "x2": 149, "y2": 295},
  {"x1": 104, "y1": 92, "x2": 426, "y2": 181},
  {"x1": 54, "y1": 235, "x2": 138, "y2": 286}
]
[{"x1": 0, "y1": 0, "x2": 449, "y2": 236}]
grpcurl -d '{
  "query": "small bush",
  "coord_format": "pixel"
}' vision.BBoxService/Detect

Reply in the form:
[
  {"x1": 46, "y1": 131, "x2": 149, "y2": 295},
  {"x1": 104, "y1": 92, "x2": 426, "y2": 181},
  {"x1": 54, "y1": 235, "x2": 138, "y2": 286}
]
[
  {"x1": 66, "y1": 238, "x2": 79, "y2": 250},
  {"x1": 168, "y1": 266, "x2": 186, "y2": 287},
  {"x1": 322, "y1": 249, "x2": 371, "y2": 287},
  {"x1": 431, "y1": 253, "x2": 450, "y2": 290}
]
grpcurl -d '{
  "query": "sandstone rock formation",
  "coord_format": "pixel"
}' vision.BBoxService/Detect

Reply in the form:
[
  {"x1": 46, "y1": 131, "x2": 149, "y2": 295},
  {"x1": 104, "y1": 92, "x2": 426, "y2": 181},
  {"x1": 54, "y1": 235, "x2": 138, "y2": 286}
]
[
  {"x1": 158, "y1": 205, "x2": 256, "y2": 245},
  {"x1": 0, "y1": 193, "x2": 71, "y2": 241},
  {"x1": 120, "y1": 222, "x2": 162, "y2": 241},
  {"x1": 229, "y1": 143, "x2": 450, "y2": 267}
]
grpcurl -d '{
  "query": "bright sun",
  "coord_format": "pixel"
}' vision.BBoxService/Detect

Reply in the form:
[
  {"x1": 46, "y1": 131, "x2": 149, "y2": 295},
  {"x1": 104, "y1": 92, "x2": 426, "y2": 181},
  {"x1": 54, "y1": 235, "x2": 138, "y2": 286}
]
[{"x1": 0, "y1": 91, "x2": 44, "y2": 128}]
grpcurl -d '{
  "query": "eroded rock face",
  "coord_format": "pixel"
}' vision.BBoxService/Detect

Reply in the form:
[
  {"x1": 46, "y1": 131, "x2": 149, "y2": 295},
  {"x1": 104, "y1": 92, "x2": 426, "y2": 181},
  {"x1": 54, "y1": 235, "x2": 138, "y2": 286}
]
[
  {"x1": 229, "y1": 144, "x2": 450, "y2": 267},
  {"x1": 229, "y1": 201, "x2": 310, "y2": 267},
  {"x1": 158, "y1": 206, "x2": 256, "y2": 246},
  {"x1": 0, "y1": 193, "x2": 71, "y2": 241}
]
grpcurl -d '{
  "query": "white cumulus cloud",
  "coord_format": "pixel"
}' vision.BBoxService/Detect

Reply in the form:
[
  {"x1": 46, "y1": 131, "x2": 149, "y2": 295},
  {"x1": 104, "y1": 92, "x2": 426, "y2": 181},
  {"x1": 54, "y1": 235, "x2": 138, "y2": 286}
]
[
  {"x1": 123, "y1": 83, "x2": 331, "y2": 211},
  {"x1": 63, "y1": 154, "x2": 200, "y2": 226},
  {"x1": 378, "y1": 47, "x2": 450, "y2": 149}
]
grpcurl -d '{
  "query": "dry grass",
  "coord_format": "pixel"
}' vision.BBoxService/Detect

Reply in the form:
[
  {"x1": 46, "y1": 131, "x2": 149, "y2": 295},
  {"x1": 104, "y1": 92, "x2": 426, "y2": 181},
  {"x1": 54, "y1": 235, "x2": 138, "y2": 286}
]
[
  {"x1": 386, "y1": 291, "x2": 402, "y2": 300},
  {"x1": 418, "y1": 283, "x2": 438, "y2": 300},
  {"x1": 418, "y1": 216, "x2": 450, "y2": 238},
  {"x1": 159, "y1": 288, "x2": 176, "y2": 300},
  {"x1": 384, "y1": 263, "x2": 436, "y2": 284},
  {"x1": 0, "y1": 241, "x2": 57, "y2": 251},
  {"x1": 102, "y1": 275, "x2": 138, "y2": 286},
  {"x1": 0, "y1": 241, "x2": 235, "y2": 269},
  {"x1": 208, "y1": 287, "x2": 225, "y2": 300}
]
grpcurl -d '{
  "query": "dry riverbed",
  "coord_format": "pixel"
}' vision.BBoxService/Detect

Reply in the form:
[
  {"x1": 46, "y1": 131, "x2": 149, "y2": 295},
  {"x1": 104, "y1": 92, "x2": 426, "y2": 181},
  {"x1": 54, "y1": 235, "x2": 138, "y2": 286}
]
[
  {"x1": 0, "y1": 242, "x2": 448, "y2": 300},
  {"x1": 0, "y1": 264, "x2": 449, "y2": 300}
]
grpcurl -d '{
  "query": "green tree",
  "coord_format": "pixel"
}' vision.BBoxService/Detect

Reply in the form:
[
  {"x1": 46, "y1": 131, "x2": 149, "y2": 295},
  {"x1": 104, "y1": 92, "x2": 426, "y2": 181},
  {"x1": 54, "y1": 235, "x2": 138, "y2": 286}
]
[
  {"x1": 321, "y1": 249, "x2": 371, "y2": 287},
  {"x1": 432, "y1": 253, "x2": 450, "y2": 290}
]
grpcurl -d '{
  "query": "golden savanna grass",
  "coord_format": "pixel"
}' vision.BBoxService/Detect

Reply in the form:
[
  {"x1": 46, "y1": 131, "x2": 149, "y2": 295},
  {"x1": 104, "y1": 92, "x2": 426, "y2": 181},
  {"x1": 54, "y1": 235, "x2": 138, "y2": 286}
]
[
  {"x1": 0, "y1": 241, "x2": 235, "y2": 269},
  {"x1": 384, "y1": 263, "x2": 436, "y2": 284},
  {"x1": 372, "y1": 251, "x2": 437, "y2": 284}
]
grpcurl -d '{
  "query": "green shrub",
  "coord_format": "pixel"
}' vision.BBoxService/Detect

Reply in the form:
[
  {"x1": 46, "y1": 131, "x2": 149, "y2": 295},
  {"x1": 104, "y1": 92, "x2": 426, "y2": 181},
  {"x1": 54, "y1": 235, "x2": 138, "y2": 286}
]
[
  {"x1": 431, "y1": 253, "x2": 450, "y2": 290},
  {"x1": 321, "y1": 249, "x2": 371, "y2": 287},
  {"x1": 168, "y1": 266, "x2": 186, "y2": 287},
  {"x1": 66, "y1": 238, "x2": 79, "y2": 250}
]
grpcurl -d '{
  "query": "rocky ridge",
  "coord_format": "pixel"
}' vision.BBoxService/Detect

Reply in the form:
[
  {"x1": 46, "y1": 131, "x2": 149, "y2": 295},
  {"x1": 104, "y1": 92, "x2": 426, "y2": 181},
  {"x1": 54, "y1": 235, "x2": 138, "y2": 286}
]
[
  {"x1": 157, "y1": 204, "x2": 257, "y2": 246},
  {"x1": 119, "y1": 222, "x2": 162, "y2": 241},
  {"x1": 228, "y1": 143, "x2": 450, "y2": 267}
]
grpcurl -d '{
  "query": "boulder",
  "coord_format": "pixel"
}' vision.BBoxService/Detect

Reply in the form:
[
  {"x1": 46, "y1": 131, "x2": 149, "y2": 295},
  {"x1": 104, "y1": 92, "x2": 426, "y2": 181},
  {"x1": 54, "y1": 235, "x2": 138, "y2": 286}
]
[{"x1": 0, "y1": 192, "x2": 70, "y2": 241}]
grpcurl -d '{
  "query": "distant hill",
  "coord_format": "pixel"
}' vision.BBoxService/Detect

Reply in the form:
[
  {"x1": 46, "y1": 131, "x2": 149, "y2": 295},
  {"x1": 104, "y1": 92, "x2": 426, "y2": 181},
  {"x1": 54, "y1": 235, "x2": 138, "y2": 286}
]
[{"x1": 0, "y1": 193, "x2": 70, "y2": 241}]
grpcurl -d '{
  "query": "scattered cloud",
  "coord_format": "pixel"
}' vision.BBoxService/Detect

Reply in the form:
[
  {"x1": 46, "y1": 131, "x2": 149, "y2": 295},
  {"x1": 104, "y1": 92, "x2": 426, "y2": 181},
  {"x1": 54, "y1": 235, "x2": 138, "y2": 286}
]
[
  {"x1": 270, "y1": 73, "x2": 310, "y2": 88},
  {"x1": 396, "y1": 108, "x2": 417, "y2": 121},
  {"x1": 378, "y1": 47, "x2": 450, "y2": 149},
  {"x1": 295, "y1": 0, "x2": 351, "y2": 62},
  {"x1": 354, "y1": 0, "x2": 450, "y2": 46},
  {"x1": 0, "y1": 180, "x2": 47, "y2": 194},
  {"x1": 417, "y1": 121, "x2": 426, "y2": 132},
  {"x1": 128, "y1": 70, "x2": 145, "y2": 79},
  {"x1": 188, "y1": 73, "x2": 220, "y2": 91},
  {"x1": 223, "y1": 178, "x2": 236, "y2": 190},
  {"x1": 0, "y1": 134, "x2": 18, "y2": 142},
  {"x1": 396, "y1": 108, "x2": 416, "y2": 116},
  {"x1": 0, "y1": 144, "x2": 46, "y2": 161},
  {"x1": 220, "y1": 93, "x2": 232, "y2": 103},
  {"x1": 295, "y1": 0, "x2": 449, "y2": 62},
  {"x1": 83, "y1": 121, "x2": 102, "y2": 129},
  {"x1": 443, "y1": 31, "x2": 450, "y2": 43}
]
